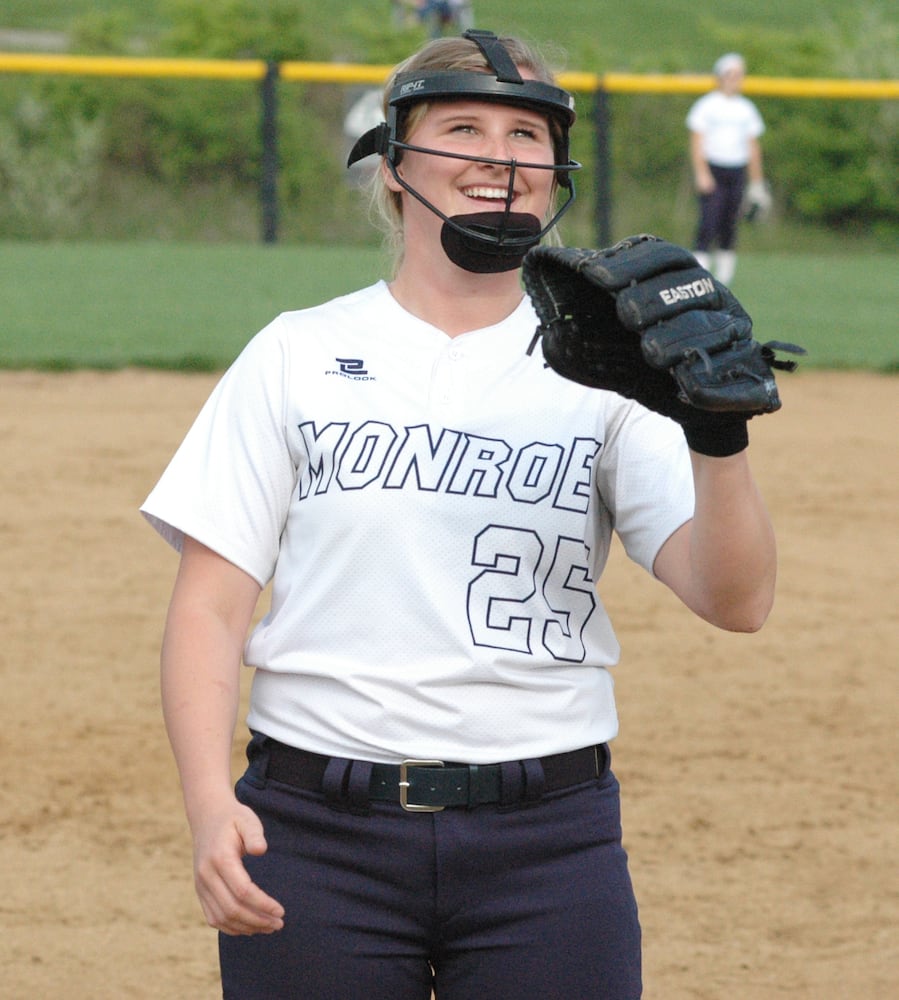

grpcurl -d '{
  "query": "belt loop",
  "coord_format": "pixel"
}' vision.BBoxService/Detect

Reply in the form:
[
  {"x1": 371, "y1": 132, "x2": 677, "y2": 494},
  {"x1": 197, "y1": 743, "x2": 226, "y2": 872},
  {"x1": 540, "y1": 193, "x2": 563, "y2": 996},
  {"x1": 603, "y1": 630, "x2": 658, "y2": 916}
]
[
  {"x1": 465, "y1": 764, "x2": 480, "y2": 808},
  {"x1": 521, "y1": 757, "x2": 545, "y2": 804},
  {"x1": 243, "y1": 731, "x2": 271, "y2": 789},
  {"x1": 322, "y1": 757, "x2": 352, "y2": 811},
  {"x1": 346, "y1": 760, "x2": 373, "y2": 816},
  {"x1": 595, "y1": 742, "x2": 610, "y2": 778},
  {"x1": 499, "y1": 759, "x2": 523, "y2": 807}
]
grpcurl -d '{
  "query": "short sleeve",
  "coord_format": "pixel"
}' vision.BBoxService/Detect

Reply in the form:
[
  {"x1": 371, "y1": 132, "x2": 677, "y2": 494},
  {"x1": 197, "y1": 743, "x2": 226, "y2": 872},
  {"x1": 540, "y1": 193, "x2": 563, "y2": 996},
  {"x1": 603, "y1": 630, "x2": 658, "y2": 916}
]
[
  {"x1": 140, "y1": 317, "x2": 297, "y2": 587},
  {"x1": 595, "y1": 400, "x2": 694, "y2": 574}
]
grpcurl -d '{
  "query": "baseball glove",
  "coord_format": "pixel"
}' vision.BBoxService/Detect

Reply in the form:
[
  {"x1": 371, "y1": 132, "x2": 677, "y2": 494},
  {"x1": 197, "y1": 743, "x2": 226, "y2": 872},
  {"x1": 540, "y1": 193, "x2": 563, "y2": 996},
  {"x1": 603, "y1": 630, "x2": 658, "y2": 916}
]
[
  {"x1": 743, "y1": 180, "x2": 773, "y2": 222},
  {"x1": 522, "y1": 234, "x2": 805, "y2": 455}
]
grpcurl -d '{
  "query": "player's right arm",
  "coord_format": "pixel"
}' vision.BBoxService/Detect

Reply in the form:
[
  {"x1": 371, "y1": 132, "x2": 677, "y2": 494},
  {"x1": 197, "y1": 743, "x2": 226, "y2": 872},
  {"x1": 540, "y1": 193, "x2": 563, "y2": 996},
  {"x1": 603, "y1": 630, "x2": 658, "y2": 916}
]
[{"x1": 160, "y1": 536, "x2": 284, "y2": 936}]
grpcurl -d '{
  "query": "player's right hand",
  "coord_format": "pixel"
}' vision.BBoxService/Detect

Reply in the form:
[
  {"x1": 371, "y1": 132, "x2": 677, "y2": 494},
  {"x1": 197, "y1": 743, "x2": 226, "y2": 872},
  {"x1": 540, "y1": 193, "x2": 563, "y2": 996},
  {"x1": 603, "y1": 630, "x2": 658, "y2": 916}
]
[{"x1": 191, "y1": 800, "x2": 285, "y2": 936}]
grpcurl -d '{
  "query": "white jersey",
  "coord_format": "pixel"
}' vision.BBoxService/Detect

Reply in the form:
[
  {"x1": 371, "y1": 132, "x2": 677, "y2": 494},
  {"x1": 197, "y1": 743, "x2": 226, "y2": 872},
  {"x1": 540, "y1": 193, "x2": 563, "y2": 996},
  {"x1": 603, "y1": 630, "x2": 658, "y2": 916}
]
[
  {"x1": 686, "y1": 90, "x2": 765, "y2": 167},
  {"x1": 142, "y1": 282, "x2": 694, "y2": 763}
]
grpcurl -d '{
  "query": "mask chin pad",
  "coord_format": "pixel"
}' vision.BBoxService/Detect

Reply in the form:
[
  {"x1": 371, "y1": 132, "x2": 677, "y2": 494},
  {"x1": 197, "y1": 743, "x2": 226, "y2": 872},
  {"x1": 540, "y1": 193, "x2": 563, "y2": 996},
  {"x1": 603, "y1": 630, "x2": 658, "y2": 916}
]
[{"x1": 440, "y1": 212, "x2": 542, "y2": 273}]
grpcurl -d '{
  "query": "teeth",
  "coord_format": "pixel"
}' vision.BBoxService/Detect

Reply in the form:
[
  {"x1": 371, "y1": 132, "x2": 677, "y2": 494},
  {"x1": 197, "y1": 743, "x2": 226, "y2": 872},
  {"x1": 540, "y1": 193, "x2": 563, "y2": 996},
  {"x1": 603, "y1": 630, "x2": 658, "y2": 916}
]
[{"x1": 463, "y1": 187, "x2": 510, "y2": 200}]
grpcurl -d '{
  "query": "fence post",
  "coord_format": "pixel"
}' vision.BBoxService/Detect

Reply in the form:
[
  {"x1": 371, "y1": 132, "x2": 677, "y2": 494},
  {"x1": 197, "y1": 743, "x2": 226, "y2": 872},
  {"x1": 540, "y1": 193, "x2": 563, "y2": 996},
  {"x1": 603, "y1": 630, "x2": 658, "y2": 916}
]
[
  {"x1": 260, "y1": 61, "x2": 280, "y2": 244},
  {"x1": 593, "y1": 85, "x2": 612, "y2": 247}
]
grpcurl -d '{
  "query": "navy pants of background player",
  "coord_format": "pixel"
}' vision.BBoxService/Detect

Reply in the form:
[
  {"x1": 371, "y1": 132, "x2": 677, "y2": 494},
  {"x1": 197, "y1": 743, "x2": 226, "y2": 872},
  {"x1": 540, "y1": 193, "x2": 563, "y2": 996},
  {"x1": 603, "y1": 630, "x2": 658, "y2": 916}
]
[
  {"x1": 219, "y1": 737, "x2": 643, "y2": 999},
  {"x1": 695, "y1": 162, "x2": 747, "y2": 252}
]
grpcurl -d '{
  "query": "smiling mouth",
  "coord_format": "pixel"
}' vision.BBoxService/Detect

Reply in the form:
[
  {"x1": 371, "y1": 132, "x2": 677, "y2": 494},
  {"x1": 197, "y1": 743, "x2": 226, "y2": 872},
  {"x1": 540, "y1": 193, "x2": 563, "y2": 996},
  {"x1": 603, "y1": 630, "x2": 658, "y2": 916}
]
[{"x1": 462, "y1": 185, "x2": 515, "y2": 202}]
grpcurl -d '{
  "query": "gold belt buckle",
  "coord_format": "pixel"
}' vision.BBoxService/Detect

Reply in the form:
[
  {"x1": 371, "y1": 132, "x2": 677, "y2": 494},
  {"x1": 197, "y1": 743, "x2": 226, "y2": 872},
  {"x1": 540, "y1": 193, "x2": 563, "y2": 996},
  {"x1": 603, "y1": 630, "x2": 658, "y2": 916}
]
[{"x1": 399, "y1": 759, "x2": 445, "y2": 812}]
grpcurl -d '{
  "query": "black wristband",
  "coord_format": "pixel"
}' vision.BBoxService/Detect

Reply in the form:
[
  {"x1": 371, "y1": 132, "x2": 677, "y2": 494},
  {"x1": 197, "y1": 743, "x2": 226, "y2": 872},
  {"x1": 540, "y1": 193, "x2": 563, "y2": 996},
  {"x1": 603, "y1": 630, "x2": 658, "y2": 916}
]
[{"x1": 682, "y1": 416, "x2": 749, "y2": 457}]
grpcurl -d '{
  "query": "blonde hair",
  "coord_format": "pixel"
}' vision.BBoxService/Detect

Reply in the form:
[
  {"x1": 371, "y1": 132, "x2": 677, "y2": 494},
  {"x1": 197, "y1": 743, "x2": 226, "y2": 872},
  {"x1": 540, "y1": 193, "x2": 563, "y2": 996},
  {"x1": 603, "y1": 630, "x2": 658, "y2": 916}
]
[{"x1": 366, "y1": 35, "x2": 567, "y2": 270}]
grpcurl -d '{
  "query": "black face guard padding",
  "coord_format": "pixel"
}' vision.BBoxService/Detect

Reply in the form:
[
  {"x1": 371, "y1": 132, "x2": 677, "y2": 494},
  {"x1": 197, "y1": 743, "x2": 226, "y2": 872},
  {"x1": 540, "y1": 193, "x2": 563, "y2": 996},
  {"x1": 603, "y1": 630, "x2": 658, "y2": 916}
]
[{"x1": 347, "y1": 29, "x2": 581, "y2": 272}]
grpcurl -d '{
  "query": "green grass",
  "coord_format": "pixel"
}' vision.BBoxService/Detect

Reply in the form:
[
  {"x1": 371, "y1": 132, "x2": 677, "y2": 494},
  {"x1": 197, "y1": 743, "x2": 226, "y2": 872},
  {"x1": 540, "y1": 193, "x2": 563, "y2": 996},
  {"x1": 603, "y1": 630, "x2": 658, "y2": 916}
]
[
  {"x1": 1, "y1": 241, "x2": 895, "y2": 372},
  {"x1": 0, "y1": 241, "x2": 387, "y2": 370},
  {"x1": 731, "y1": 253, "x2": 897, "y2": 371},
  {"x1": 1, "y1": 0, "x2": 162, "y2": 35},
  {"x1": 0, "y1": 0, "x2": 872, "y2": 70}
]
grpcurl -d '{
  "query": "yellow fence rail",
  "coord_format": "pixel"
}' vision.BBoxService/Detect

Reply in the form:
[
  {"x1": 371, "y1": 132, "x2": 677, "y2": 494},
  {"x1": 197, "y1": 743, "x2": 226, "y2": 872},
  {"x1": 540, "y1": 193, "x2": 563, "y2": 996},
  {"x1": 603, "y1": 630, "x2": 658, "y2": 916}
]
[
  {"x1": 2, "y1": 52, "x2": 897, "y2": 98},
  {"x1": 0, "y1": 53, "x2": 270, "y2": 79},
  {"x1": 2, "y1": 53, "x2": 896, "y2": 243}
]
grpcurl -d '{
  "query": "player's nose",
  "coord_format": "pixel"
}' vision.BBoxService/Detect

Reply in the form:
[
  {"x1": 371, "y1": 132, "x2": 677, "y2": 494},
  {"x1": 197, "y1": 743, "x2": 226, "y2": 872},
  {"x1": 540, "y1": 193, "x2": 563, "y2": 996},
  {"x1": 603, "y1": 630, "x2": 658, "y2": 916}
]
[{"x1": 475, "y1": 127, "x2": 516, "y2": 165}]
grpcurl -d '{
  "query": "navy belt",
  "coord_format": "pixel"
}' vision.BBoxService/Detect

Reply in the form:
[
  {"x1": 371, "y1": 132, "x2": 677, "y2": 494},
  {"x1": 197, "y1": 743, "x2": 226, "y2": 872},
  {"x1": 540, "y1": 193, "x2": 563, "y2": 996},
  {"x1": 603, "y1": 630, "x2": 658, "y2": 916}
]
[{"x1": 262, "y1": 739, "x2": 609, "y2": 812}]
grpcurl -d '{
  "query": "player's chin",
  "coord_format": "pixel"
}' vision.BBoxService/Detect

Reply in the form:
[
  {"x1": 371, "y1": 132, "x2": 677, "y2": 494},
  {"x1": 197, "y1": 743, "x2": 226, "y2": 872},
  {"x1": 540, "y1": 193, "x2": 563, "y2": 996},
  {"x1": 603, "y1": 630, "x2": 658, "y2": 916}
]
[{"x1": 460, "y1": 196, "x2": 514, "y2": 212}]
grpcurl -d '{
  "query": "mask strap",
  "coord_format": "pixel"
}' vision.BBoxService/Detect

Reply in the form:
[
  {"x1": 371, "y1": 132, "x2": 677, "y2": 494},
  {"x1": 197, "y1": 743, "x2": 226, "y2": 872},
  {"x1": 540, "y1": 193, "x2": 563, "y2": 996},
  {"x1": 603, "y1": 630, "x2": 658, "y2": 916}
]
[{"x1": 463, "y1": 29, "x2": 524, "y2": 84}]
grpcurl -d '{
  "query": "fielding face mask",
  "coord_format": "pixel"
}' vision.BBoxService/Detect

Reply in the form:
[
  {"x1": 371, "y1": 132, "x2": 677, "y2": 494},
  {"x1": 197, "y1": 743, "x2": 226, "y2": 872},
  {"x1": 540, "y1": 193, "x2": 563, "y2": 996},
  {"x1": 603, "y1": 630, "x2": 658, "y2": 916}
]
[{"x1": 347, "y1": 30, "x2": 581, "y2": 273}]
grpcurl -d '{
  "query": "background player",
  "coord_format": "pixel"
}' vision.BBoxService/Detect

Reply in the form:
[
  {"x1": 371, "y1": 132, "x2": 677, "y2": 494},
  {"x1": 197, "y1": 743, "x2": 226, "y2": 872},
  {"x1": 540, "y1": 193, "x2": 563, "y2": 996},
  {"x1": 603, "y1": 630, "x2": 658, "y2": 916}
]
[
  {"x1": 687, "y1": 52, "x2": 771, "y2": 284},
  {"x1": 143, "y1": 29, "x2": 779, "y2": 999}
]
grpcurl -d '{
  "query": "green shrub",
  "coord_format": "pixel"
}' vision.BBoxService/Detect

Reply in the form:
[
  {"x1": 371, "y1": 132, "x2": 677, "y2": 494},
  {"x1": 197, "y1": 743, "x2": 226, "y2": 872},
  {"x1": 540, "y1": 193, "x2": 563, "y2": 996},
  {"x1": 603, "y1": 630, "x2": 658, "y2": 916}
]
[
  {"x1": 594, "y1": 3, "x2": 898, "y2": 242},
  {"x1": 0, "y1": 0, "x2": 893, "y2": 243},
  {"x1": 686, "y1": 6, "x2": 898, "y2": 232},
  {"x1": 0, "y1": 93, "x2": 104, "y2": 237},
  {"x1": 158, "y1": 0, "x2": 312, "y2": 61}
]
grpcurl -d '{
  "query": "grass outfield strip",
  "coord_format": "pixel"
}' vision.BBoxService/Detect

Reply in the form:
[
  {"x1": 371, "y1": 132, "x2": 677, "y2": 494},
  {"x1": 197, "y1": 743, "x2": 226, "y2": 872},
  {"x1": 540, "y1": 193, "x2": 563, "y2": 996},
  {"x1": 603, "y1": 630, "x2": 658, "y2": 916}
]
[
  {"x1": 1, "y1": 242, "x2": 387, "y2": 371},
  {"x1": 1, "y1": 240, "x2": 896, "y2": 371},
  {"x1": 733, "y1": 253, "x2": 898, "y2": 372}
]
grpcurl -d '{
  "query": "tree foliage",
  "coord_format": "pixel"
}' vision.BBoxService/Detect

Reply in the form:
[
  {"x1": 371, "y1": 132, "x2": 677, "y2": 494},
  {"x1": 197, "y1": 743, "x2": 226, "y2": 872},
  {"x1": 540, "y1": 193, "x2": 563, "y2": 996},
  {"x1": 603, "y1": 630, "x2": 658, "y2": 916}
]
[
  {"x1": 704, "y1": 5, "x2": 898, "y2": 233},
  {"x1": 0, "y1": 0, "x2": 894, "y2": 242}
]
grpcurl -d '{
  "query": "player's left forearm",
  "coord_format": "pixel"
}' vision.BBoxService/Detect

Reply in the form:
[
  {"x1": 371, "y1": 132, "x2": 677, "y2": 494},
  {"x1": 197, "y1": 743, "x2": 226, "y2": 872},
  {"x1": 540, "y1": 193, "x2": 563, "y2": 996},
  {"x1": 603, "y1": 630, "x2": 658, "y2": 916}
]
[
  {"x1": 686, "y1": 449, "x2": 777, "y2": 632},
  {"x1": 747, "y1": 139, "x2": 764, "y2": 185}
]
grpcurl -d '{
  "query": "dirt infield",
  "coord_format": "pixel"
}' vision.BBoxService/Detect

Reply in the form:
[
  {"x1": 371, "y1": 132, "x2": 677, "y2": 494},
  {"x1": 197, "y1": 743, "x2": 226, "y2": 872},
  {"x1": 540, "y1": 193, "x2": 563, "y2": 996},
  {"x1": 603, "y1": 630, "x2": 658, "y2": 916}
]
[{"x1": 2, "y1": 369, "x2": 896, "y2": 999}]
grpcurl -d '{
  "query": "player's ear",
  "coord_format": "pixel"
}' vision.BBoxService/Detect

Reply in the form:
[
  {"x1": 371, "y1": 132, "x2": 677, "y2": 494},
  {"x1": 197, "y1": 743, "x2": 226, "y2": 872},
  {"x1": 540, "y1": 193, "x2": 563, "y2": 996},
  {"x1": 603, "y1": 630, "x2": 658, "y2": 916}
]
[{"x1": 381, "y1": 157, "x2": 404, "y2": 193}]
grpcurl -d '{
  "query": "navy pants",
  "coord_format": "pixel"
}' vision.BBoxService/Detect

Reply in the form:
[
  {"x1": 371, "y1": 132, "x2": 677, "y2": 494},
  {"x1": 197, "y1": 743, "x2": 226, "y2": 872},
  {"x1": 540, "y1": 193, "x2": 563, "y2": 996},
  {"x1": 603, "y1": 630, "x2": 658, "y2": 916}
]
[
  {"x1": 695, "y1": 163, "x2": 746, "y2": 252},
  {"x1": 220, "y1": 741, "x2": 642, "y2": 999}
]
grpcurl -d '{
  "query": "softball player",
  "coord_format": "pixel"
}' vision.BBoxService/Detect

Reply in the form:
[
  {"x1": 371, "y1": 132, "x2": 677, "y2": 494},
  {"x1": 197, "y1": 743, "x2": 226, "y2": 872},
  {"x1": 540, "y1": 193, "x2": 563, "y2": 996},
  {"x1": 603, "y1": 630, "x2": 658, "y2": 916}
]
[
  {"x1": 687, "y1": 52, "x2": 770, "y2": 284},
  {"x1": 143, "y1": 30, "x2": 778, "y2": 999}
]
